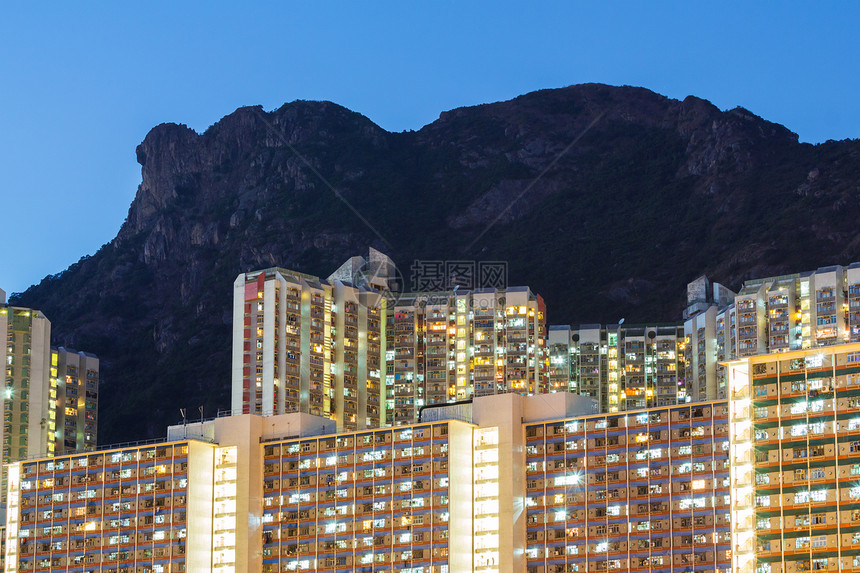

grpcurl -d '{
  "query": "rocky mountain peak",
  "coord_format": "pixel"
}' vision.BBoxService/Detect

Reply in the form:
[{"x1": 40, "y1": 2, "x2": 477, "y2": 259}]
[{"x1": 12, "y1": 84, "x2": 860, "y2": 443}]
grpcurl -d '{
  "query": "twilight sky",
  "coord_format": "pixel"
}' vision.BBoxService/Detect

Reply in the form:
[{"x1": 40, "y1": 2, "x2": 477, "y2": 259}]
[{"x1": 1, "y1": 2, "x2": 858, "y2": 296}]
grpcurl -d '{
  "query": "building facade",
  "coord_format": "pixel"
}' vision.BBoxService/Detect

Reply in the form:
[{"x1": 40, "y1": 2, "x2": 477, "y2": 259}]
[
  {"x1": 233, "y1": 251, "x2": 547, "y2": 429},
  {"x1": 386, "y1": 287, "x2": 546, "y2": 425},
  {"x1": 1, "y1": 291, "x2": 101, "y2": 504},
  {"x1": 524, "y1": 401, "x2": 731, "y2": 573},
  {"x1": 1, "y1": 297, "x2": 52, "y2": 495},
  {"x1": 547, "y1": 324, "x2": 687, "y2": 413},
  {"x1": 13, "y1": 342, "x2": 860, "y2": 573},
  {"x1": 51, "y1": 348, "x2": 99, "y2": 455},
  {"x1": 5, "y1": 393, "x2": 597, "y2": 573},
  {"x1": 684, "y1": 264, "x2": 860, "y2": 403},
  {"x1": 260, "y1": 419, "x2": 473, "y2": 573},
  {"x1": 231, "y1": 252, "x2": 391, "y2": 431},
  {"x1": 4, "y1": 412, "x2": 336, "y2": 573},
  {"x1": 5, "y1": 441, "x2": 211, "y2": 572},
  {"x1": 726, "y1": 342, "x2": 860, "y2": 573}
]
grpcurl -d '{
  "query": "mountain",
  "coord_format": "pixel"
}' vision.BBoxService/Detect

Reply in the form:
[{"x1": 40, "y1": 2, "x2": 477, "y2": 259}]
[{"x1": 12, "y1": 84, "x2": 860, "y2": 443}]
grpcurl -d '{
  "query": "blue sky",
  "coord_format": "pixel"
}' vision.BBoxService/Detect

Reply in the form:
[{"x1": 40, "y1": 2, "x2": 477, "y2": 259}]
[{"x1": 1, "y1": 2, "x2": 858, "y2": 295}]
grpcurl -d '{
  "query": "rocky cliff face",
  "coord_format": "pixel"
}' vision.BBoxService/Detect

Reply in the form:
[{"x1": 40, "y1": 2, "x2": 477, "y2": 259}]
[{"x1": 13, "y1": 84, "x2": 860, "y2": 443}]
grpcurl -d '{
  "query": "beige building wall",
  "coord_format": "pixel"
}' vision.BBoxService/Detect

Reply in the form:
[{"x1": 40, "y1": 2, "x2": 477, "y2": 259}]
[
  {"x1": 810, "y1": 266, "x2": 845, "y2": 345},
  {"x1": 471, "y1": 392, "x2": 597, "y2": 573},
  {"x1": 186, "y1": 440, "x2": 216, "y2": 570},
  {"x1": 474, "y1": 393, "x2": 524, "y2": 573},
  {"x1": 445, "y1": 421, "x2": 475, "y2": 572},
  {"x1": 685, "y1": 265, "x2": 860, "y2": 407},
  {"x1": 167, "y1": 411, "x2": 333, "y2": 571},
  {"x1": 848, "y1": 263, "x2": 860, "y2": 340}
]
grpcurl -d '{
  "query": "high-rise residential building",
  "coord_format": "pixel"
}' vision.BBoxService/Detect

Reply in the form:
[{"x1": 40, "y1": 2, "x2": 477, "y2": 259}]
[
  {"x1": 231, "y1": 251, "x2": 391, "y2": 431},
  {"x1": 682, "y1": 275, "x2": 737, "y2": 403},
  {"x1": 233, "y1": 250, "x2": 548, "y2": 428},
  {"x1": 3, "y1": 392, "x2": 596, "y2": 573},
  {"x1": 1, "y1": 298, "x2": 52, "y2": 495},
  {"x1": 51, "y1": 347, "x2": 99, "y2": 455},
  {"x1": 260, "y1": 416, "x2": 473, "y2": 573},
  {"x1": 684, "y1": 264, "x2": 860, "y2": 402},
  {"x1": 11, "y1": 342, "x2": 860, "y2": 573},
  {"x1": 386, "y1": 287, "x2": 546, "y2": 425},
  {"x1": 547, "y1": 324, "x2": 687, "y2": 412},
  {"x1": 524, "y1": 400, "x2": 732, "y2": 573},
  {"x1": 725, "y1": 342, "x2": 860, "y2": 573},
  {"x1": 1, "y1": 292, "x2": 100, "y2": 502}
]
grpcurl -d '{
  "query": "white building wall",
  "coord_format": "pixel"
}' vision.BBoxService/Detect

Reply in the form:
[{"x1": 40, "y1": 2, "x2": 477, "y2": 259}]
[
  {"x1": 231, "y1": 275, "x2": 247, "y2": 413},
  {"x1": 26, "y1": 311, "x2": 51, "y2": 460}
]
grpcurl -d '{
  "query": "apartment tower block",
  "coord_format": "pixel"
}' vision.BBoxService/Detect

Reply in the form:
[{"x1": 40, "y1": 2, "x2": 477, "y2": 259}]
[
  {"x1": 685, "y1": 263, "x2": 860, "y2": 402},
  {"x1": 547, "y1": 324, "x2": 687, "y2": 412},
  {"x1": 232, "y1": 250, "x2": 548, "y2": 428},
  {"x1": 231, "y1": 259, "x2": 389, "y2": 431}
]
